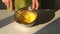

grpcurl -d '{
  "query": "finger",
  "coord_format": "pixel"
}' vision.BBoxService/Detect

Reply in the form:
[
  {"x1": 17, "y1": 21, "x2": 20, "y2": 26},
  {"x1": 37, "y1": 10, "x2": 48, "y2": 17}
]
[
  {"x1": 35, "y1": 0, "x2": 39, "y2": 10},
  {"x1": 32, "y1": 0, "x2": 35, "y2": 9},
  {"x1": 2, "y1": 0, "x2": 10, "y2": 8},
  {"x1": 4, "y1": 2, "x2": 7, "y2": 6},
  {"x1": 7, "y1": 0, "x2": 10, "y2": 8},
  {"x1": 10, "y1": 0, "x2": 13, "y2": 11},
  {"x1": 35, "y1": 2, "x2": 39, "y2": 10}
]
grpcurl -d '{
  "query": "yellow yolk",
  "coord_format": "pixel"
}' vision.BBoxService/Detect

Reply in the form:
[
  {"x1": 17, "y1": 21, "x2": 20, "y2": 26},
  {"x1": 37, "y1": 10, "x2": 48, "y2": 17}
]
[{"x1": 23, "y1": 11, "x2": 37, "y2": 23}]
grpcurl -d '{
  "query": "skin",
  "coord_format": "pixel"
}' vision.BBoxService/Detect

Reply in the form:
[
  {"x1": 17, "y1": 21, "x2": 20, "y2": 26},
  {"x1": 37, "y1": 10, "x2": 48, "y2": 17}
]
[
  {"x1": 32, "y1": 0, "x2": 39, "y2": 10},
  {"x1": 2, "y1": 0, "x2": 39, "y2": 11}
]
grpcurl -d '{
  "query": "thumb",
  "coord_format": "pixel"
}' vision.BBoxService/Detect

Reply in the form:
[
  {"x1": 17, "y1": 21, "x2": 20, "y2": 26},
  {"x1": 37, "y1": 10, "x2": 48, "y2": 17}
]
[{"x1": 10, "y1": 0, "x2": 13, "y2": 11}]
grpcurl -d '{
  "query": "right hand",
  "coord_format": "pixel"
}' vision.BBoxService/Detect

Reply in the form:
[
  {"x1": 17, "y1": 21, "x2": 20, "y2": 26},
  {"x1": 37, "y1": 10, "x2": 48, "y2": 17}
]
[{"x1": 32, "y1": 0, "x2": 39, "y2": 10}]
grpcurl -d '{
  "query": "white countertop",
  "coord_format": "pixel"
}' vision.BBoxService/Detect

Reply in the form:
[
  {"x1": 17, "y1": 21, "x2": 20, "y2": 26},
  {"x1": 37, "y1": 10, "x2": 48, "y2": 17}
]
[{"x1": 0, "y1": 10, "x2": 60, "y2": 34}]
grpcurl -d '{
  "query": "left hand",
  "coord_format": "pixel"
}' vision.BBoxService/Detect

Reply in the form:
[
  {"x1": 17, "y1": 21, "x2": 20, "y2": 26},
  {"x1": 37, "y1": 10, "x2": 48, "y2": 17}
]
[
  {"x1": 2, "y1": 0, "x2": 14, "y2": 11},
  {"x1": 32, "y1": 0, "x2": 39, "y2": 10}
]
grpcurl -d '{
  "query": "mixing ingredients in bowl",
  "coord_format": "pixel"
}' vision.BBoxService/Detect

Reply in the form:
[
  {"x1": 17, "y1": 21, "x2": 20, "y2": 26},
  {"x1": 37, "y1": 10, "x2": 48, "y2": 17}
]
[
  {"x1": 14, "y1": 7, "x2": 38, "y2": 25},
  {"x1": 2, "y1": 0, "x2": 39, "y2": 26}
]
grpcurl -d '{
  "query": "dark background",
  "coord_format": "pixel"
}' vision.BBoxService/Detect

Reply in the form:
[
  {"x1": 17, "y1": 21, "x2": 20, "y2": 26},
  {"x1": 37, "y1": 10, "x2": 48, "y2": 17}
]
[
  {"x1": 0, "y1": 0, "x2": 7, "y2": 9},
  {"x1": 39, "y1": 0, "x2": 60, "y2": 9}
]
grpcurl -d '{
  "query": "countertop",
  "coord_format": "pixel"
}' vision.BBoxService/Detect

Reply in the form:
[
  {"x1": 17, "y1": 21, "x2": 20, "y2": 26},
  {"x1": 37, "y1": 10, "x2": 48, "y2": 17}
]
[{"x1": 0, "y1": 9, "x2": 60, "y2": 34}]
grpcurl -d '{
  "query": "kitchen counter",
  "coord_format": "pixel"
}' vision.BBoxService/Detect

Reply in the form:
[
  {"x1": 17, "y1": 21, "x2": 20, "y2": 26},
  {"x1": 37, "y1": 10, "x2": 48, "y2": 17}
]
[{"x1": 0, "y1": 9, "x2": 60, "y2": 34}]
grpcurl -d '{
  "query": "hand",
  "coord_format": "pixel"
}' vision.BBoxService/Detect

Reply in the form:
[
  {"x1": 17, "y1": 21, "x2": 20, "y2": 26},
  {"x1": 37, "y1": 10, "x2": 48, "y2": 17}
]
[
  {"x1": 2, "y1": 0, "x2": 14, "y2": 11},
  {"x1": 32, "y1": 0, "x2": 39, "y2": 10},
  {"x1": 2, "y1": 0, "x2": 39, "y2": 11}
]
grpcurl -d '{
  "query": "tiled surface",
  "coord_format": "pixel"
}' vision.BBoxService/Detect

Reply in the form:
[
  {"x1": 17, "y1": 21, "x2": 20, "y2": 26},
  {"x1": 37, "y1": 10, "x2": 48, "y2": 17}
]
[{"x1": 0, "y1": 10, "x2": 60, "y2": 34}]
